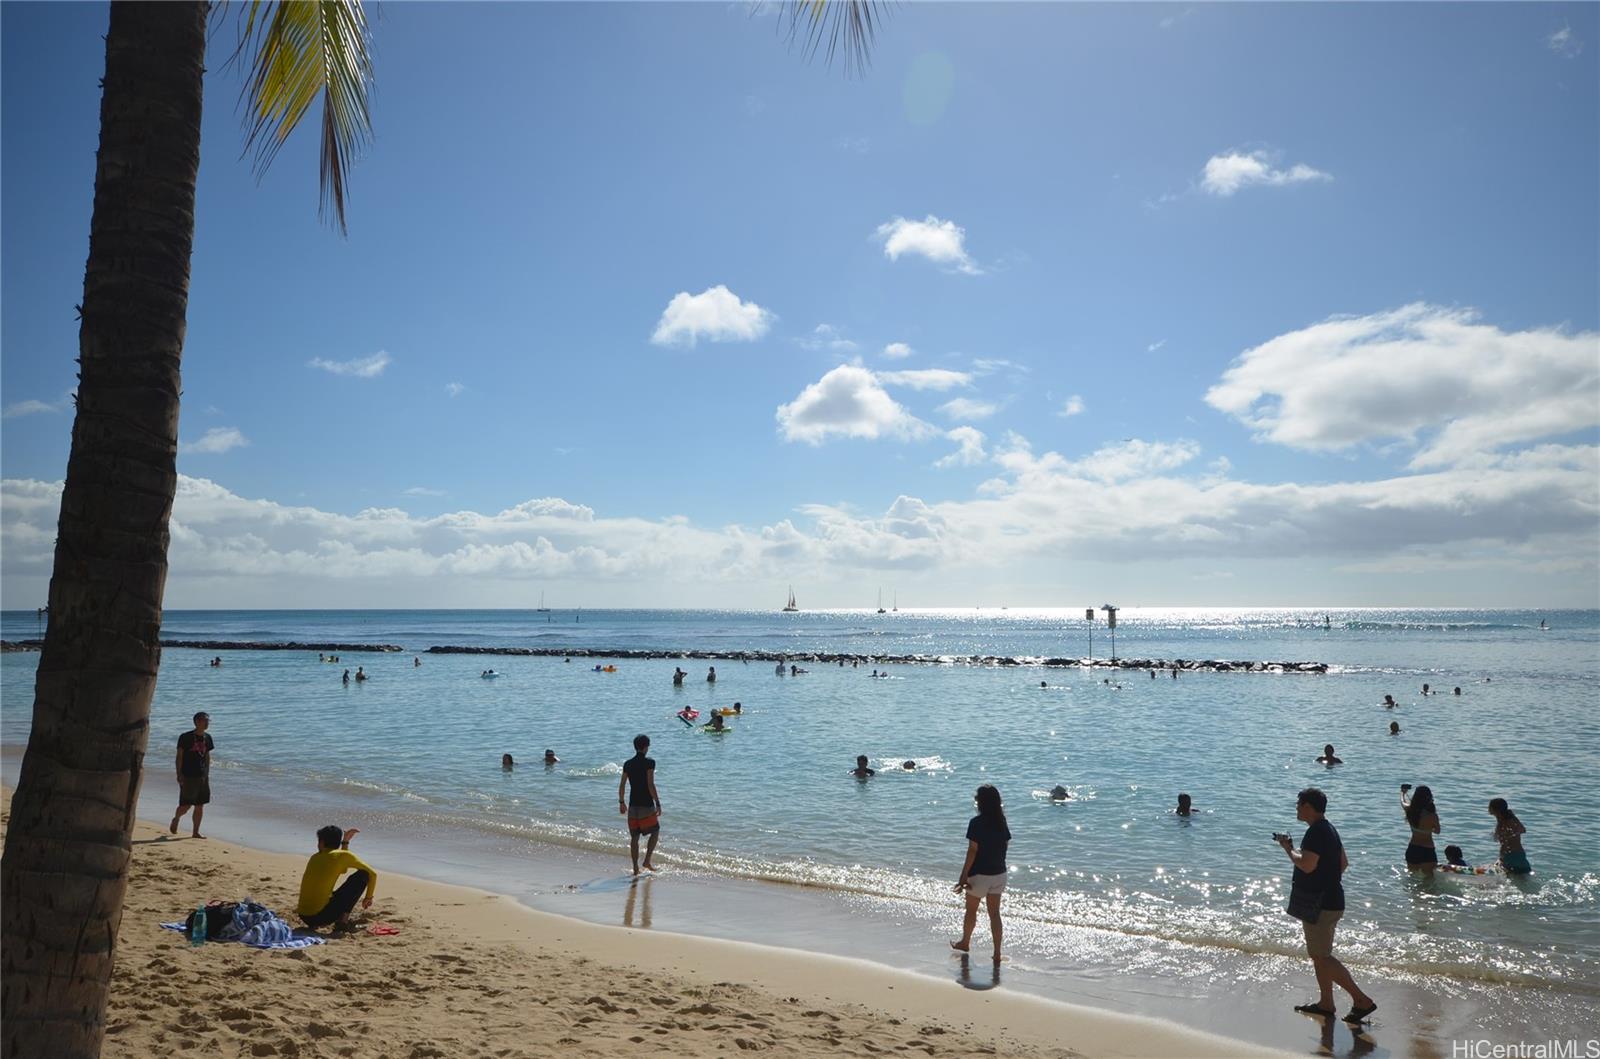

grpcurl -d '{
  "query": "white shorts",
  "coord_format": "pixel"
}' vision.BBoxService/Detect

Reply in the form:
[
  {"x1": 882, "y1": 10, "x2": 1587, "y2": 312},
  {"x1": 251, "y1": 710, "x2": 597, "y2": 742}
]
[{"x1": 966, "y1": 872, "x2": 1007, "y2": 897}]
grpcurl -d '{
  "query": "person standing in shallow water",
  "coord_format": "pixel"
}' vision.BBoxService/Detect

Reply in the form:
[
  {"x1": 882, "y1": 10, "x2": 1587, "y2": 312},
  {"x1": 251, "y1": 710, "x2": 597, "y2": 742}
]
[
  {"x1": 1400, "y1": 784, "x2": 1440, "y2": 871},
  {"x1": 619, "y1": 734, "x2": 661, "y2": 875},
  {"x1": 951, "y1": 784, "x2": 1010, "y2": 962},
  {"x1": 1281, "y1": 787, "x2": 1377, "y2": 1025},
  {"x1": 1489, "y1": 798, "x2": 1532, "y2": 874}
]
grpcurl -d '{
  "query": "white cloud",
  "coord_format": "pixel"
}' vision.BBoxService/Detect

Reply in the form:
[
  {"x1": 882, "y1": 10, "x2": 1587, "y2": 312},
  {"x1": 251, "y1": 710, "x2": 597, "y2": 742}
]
[
  {"x1": 798, "y1": 324, "x2": 859, "y2": 353},
  {"x1": 309, "y1": 351, "x2": 392, "y2": 378},
  {"x1": 836, "y1": 135, "x2": 871, "y2": 154},
  {"x1": 882, "y1": 342, "x2": 915, "y2": 359},
  {"x1": 1548, "y1": 24, "x2": 1583, "y2": 57},
  {"x1": 971, "y1": 358, "x2": 1028, "y2": 376},
  {"x1": 650, "y1": 285, "x2": 774, "y2": 347},
  {"x1": 938, "y1": 397, "x2": 999, "y2": 421},
  {"x1": 444, "y1": 382, "x2": 465, "y2": 397},
  {"x1": 776, "y1": 365, "x2": 934, "y2": 445},
  {"x1": 4, "y1": 439, "x2": 1595, "y2": 602},
  {"x1": 877, "y1": 368, "x2": 972, "y2": 392},
  {"x1": 1058, "y1": 395, "x2": 1085, "y2": 418},
  {"x1": 874, "y1": 215, "x2": 981, "y2": 274},
  {"x1": 404, "y1": 486, "x2": 446, "y2": 497},
  {"x1": 2, "y1": 399, "x2": 60, "y2": 419},
  {"x1": 1062, "y1": 438, "x2": 1201, "y2": 482},
  {"x1": 935, "y1": 426, "x2": 988, "y2": 468},
  {"x1": 1205, "y1": 304, "x2": 1600, "y2": 468},
  {"x1": 1201, "y1": 151, "x2": 1331, "y2": 197},
  {"x1": 1147, "y1": 340, "x2": 1167, "y2": 353},
  {"x1": 179, "y1": 427, "x2": 248, "y2": 455}
]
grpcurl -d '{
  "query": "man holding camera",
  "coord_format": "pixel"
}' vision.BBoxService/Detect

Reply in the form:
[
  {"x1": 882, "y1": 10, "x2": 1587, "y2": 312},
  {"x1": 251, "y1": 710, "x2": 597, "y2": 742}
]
[{"x1": 1276, "y1": 787, "x2": 1377, "y2": 1024}]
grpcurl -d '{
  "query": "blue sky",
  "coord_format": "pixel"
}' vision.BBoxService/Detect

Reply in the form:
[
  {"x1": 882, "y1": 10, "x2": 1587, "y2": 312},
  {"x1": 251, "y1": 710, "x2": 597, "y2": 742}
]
[{"x1": 3, "y1": 2, "x2": 1597, "y2": 609}]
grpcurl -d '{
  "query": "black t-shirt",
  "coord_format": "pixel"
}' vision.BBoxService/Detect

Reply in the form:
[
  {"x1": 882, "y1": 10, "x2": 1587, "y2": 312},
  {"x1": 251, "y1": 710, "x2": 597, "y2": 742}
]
[
  {"x1": 966, "y1": 815, "x2": 1011, "y2": 876},
  {"x1": 177, "y1": 731, "x2": 214, "y2": 777},
  {"x1": 1294, "y1": 818, "x2": 1346, "y2": 911},
  {"x1": 622, "y1": 754, "x2": 656, "y2": 807}
]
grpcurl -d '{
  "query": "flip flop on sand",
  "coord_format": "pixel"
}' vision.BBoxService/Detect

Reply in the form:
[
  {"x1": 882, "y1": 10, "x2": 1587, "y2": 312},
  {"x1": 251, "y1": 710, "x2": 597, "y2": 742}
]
[
  {"x1": 1294, "y1": 1002, "x2": 1335, "y2": 1018},
  {"x1": 367, "y1": 924, "x2": 400, "y2": 936},
  {"x1": 1343, "y1": 1002, "x2": 1378, "y2": 1024}
]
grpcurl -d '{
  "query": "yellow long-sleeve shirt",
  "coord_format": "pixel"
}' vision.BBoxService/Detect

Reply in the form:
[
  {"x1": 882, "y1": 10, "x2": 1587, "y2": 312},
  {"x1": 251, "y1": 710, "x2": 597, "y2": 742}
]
[{"x1": 296, "y1": 848, "x2": 377, "y2": 916}]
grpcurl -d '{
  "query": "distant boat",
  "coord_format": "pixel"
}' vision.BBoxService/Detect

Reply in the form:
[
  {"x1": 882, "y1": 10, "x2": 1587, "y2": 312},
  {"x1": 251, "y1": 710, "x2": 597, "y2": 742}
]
[
  {"x1": 892, "y1": 591, "x2": 898, "y2": 612},
  {"x1": 535, "y1": 591, "x2": 550, "y2": 613},
  {"x1": 782, "y1": 586, "x2": 799, "y2": 613},
  {"x1": 876, "y1": 588, "x2": 886, "y2": 615}
]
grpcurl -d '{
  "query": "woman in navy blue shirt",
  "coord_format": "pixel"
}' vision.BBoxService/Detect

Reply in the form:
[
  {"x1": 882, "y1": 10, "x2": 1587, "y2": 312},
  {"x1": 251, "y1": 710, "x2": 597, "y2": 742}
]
[{"x1": 951, "y1": 784, "x2": 1010, "y2": 961}]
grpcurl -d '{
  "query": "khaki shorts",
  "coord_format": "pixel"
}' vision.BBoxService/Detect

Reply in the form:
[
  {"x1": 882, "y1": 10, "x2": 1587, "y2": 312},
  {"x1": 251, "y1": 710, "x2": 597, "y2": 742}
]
[
  {"x1": 966, "y1": 872, "x2": 1007, "y2": 898},
  {"x1": 1302, "y1": 909, "x2": 1342, "y2": 957}
]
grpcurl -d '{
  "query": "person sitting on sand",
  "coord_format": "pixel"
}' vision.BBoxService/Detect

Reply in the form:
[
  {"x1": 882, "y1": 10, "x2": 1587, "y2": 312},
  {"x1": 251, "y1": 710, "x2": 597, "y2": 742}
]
[
  {"x1": 297, "y1": 825, "x2": 377, "y2": 929},
  {"x1": 544, "y1": 749, "x2": 559, "y2": 764},
  {"x1": 1316, "y1": 744, "x2": 1342, "y2": 766},
  {"x1": 619, "y1": 734, "x2": 661, "y2": 875},
  {"x1": 502, "y1": 753, "x2": 514, "y2": 770},
  {"x1": 1050, "y1": 785, "x2": 1071, "y2": 802},
  {"x1": 1389, "y1": 721, "x2": 1401, "y2": 735},
  {"x1": 1175, "y1": 792, "x2": 1193, "y2": 816},
  {"x1": 851, "y1": 755, "x2": 876, "y2": 778}
]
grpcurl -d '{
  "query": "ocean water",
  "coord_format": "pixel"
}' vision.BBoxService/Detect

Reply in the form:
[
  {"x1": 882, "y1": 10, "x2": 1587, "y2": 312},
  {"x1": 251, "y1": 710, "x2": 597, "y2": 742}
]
[{"x1": 3, "y1": 607, "x2": 1597, "y2": 1053}]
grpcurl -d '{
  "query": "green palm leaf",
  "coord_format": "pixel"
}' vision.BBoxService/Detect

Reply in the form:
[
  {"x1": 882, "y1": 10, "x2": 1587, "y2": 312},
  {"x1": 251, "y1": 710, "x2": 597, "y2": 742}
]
[
  {"x1": 783, "y1": 0, "x2": 887, "y2": 77},
  {"x1": 232, "y1": 0, "x2": 375, "y2": 233}
]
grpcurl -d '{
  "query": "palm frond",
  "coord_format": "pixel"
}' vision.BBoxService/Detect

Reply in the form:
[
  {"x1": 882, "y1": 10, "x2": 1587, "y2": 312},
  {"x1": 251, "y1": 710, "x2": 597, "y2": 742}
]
[
  {"x1": 232, "y1": 0, "x2": 375, "y2": 234},
  {"x1": 780, "y1": 0, "x2": 886, "y2": 77}
]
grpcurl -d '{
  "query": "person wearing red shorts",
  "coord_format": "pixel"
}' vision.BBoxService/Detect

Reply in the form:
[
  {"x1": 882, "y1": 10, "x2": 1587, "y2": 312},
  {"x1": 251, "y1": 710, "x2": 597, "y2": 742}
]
[{"x1": 619, "y1": 734, "x2": 661, "y2": 875}]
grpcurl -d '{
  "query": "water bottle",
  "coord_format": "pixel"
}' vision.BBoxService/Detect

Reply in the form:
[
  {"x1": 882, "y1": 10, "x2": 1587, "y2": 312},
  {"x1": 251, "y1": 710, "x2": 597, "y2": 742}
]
[{"x1": 189, "y1": 905, "x2": 207, "y2": 946}]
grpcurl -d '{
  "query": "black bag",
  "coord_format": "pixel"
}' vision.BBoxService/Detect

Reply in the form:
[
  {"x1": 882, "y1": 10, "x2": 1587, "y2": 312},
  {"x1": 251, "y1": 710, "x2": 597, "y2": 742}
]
[
  {"x1": 1285, "y1": 885, "x2": 1323, "y2": 923},
  {"x1": 185, "y1": 900, "x2": 239, "y2": 939}
]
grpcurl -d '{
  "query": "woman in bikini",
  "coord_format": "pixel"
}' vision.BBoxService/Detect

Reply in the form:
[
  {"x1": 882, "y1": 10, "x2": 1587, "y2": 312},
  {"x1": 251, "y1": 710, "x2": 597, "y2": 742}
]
[
  {"x1": 1489, "y1": 798, "x2": 1532, "y2": 874},
  {"x1": 1400, "y1": 784, "x2": 1440, "y2": 871}
]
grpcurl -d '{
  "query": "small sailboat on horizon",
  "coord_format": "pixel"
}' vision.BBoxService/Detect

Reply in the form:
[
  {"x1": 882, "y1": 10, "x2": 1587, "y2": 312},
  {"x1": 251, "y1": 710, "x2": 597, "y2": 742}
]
[
  {"x1": 876, "y1": 588, "x2": 886, "y2": 615},
  {"x1": 782, "y1": 586, "x2": 799, "y2": 613},
  {"x1": 535, "y1": 590, "x2": 550, "y2": 613}
]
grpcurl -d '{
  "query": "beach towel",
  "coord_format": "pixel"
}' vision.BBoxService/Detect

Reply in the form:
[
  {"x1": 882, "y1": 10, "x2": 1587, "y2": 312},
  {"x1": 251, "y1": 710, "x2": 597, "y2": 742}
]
[{"x1": 162, "y1": 900, "x2": 325, "y2": 950}]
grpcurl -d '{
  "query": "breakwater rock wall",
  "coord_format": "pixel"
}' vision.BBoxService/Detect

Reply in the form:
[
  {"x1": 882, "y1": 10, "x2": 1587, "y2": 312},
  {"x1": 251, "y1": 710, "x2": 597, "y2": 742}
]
[
  {"x1": 2, "y1": 639, "x2": 405, "y2": 653},
  {"x1": 425, "y1": 645, "x2": 1327, "y2": 673}
]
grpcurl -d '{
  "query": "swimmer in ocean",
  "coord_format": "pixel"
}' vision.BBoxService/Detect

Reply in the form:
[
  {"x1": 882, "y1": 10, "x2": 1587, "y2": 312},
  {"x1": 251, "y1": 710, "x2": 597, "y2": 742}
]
[
  {"x1": 1176, "y1": 792, "x2": 1193, "y2": 816},
  {"x1": 703, "y1": 712, "x2": 725, "y2": 731},
  {"x1": 1050, "y1": 785, "x2": 1070, "y2": 802},
  {"x1": 1389, "y1": 721, "x2": 1401, "y2": 735},
  {"x1": 1316, "y1": 744, "x2": 1342, "y2": 765},
  {"x1": 544, "y1": 749, "x2": 559, "y2": 765},
  {"x1": 851, "y1": 755, "x2": 875, "y2": 778},
  {"x1": 502, "y1": 753, "x2": 514, "y2": 770},
  {"x1": 902, "y1": 760, "x2": 917, "y2": 771}
]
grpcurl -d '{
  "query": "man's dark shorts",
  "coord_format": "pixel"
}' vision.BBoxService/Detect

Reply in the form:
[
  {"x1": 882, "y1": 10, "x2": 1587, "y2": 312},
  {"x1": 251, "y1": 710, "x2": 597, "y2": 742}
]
[{"x1": 179, "y1": 775, "x2": 211, "y2": 806}]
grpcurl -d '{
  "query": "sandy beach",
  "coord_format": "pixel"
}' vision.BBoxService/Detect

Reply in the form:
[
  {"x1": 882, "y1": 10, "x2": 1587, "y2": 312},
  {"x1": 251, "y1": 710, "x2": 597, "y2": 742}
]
[{"x1": 3, "y1": 786, "x2": 1283, "y2": 1059}]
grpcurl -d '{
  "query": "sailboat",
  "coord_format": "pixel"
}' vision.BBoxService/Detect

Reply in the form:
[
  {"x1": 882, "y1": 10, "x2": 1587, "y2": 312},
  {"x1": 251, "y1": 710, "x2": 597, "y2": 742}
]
[
  {"x1": 893, "y1": 591, "x2": 898, "y2": 613},
  {"x1": 876, "y1": 588, "x2": 886, "y2": 615},
  {"x1": 535, "y1": 591, "x2": 550, "y2": 613},
  {"x1": 782, "y1": 586, "x2": 799, "y2": 613}
]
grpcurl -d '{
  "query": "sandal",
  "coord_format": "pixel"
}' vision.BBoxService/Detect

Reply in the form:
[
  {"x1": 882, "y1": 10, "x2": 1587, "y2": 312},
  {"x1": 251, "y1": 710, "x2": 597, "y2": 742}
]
[
  {"x1": 1343, "y1": 1002, "x2": 1378, "y2": 1024},
  {"x1": 1294, "y1": 1002, "x2": 1335, "y2": 1018}
]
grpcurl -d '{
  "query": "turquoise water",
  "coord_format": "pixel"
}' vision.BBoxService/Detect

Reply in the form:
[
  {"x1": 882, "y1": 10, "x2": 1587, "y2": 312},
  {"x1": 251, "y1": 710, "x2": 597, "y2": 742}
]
[{"x1": 4, "y1": 608, "x2": 1597, "y2": 1048}]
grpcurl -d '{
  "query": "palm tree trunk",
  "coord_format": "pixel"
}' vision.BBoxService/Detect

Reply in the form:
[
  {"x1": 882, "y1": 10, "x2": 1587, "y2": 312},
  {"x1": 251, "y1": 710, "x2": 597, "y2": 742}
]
[{"x1": 1, "y1": 4, "x2": 207, "y2": 1055}]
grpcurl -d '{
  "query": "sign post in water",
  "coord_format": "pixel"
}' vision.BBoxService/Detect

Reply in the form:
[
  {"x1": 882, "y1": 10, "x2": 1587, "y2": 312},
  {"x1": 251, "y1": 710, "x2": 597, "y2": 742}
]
[
  {"x1": 1084, "y1": 608, "x2": 1095, "y2": 658},
  {"x1": 1102, "y1": 604, "x2": 1119, "y2": 662}
]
